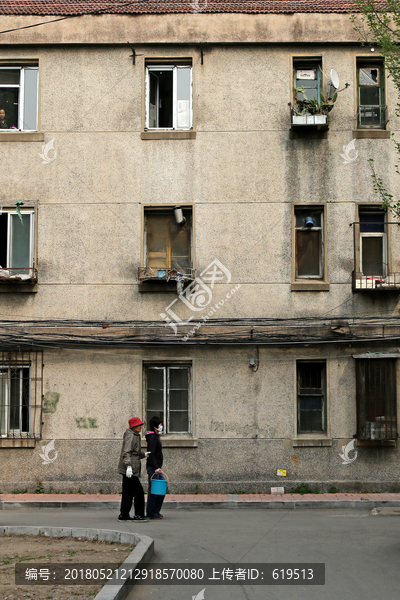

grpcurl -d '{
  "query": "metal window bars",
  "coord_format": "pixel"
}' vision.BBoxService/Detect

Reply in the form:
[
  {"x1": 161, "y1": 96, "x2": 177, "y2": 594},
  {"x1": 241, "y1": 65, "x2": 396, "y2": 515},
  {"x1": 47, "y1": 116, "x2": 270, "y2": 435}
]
[
  {"x1": 0, "y1": 350, "x2": 43, "y2": 439},
  {"x1": 357, "y1": 105, "x2": 388, "y2": 129}
]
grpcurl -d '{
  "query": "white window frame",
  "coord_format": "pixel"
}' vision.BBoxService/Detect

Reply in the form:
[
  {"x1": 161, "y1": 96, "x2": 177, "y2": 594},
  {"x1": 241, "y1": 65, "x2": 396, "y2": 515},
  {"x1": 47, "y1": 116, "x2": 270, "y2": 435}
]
[
  {"x1": 360, "y1": 232, "x2": 387, "y2": 277},
  {"x1": 0, "y1": 209, "x2": 35, "y2": 271},
  {"x1": 0, "y1": 66, "x2": 39, "y2": 132},
  {"x1": 143, "y1": 364, "x2": 192, "y2": 435},
  {"x1": 0, "y1": 366, "x2": 31, "y2": 437},
  {"x1": 145, "y1": 64, "x2": 193, "y2": 131}
]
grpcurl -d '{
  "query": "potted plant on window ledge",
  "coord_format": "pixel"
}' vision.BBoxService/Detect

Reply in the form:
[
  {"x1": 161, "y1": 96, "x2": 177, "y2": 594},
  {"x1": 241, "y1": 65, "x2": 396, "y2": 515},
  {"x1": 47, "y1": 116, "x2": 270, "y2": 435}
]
[{"x1": 292, "y1": 87, "x2": 337, "y2": 126}]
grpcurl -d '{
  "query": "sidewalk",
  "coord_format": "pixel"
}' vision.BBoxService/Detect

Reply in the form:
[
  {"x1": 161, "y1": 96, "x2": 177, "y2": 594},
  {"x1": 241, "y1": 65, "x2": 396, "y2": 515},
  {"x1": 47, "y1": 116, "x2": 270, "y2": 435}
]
[{"x1": 2, "y1": 491, "x2": 400, "y2": 510}]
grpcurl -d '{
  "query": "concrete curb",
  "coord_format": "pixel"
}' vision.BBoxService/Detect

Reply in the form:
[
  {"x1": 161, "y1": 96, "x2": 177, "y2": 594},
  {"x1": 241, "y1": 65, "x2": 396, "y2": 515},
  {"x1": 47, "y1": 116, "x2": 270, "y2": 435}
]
[
  {"x1": 2, "y1": 499, "x2": 400, "y2": 510},
  {"x1": 0, "y1": 525, "x2": 154, "y2": 600}
]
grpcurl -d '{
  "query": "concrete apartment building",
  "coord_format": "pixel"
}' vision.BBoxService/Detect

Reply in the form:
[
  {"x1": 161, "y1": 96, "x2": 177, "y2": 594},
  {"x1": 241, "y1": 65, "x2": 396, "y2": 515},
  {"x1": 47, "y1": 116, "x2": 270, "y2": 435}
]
[{"x1": 0, "y1": 0, "x2": 400, "y2": 494}]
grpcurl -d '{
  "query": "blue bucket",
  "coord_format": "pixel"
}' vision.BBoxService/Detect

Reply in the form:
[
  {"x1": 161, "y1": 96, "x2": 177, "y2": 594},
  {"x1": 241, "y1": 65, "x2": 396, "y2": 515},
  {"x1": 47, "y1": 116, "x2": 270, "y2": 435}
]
[{"x1": 151, "y1": 472, "x2": 168, "y2": 495}]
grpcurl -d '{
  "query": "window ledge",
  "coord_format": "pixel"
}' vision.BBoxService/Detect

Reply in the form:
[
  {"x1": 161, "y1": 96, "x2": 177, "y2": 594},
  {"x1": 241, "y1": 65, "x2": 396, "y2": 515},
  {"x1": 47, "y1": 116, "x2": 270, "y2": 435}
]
[
  {"x1": 293, "y1": 438, "x2": 332, "y2": 447},
  {"x1": 159, "y1": 438, "x2": 198, "y2": 448},
  {"x1": 356, "y1": 439, "x2": 397, "y2": 447},
  {"x1": 139, "y1": 281, "x2": 180, "y2": 293},
  {"x1": 352, "y1": 129, "x2": 390, "y2": 139},
  {"x1": 291, "y1": 282, "x2": 330, "y2": 292},
  {"x1": 0, "y1": 132, "x2": 44, "y2": 142},
  {"x1": 141, "y1": 130, "x2": 196, "y2": 140},
  {"x1": 0, "y1": 283, "x2": 38, "y2": 293},
  {"x1": 0, "y1": 438, "x2": 37, "y2": 448}
]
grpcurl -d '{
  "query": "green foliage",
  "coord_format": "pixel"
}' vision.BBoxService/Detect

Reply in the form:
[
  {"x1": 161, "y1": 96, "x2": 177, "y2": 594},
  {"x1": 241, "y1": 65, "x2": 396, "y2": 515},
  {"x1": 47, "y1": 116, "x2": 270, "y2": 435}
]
[
  {"x1": 351, "y1": 1, "x2": 400, "y2": 215},
  {"x1": 35, "y1": 482, "x2": 45, "y2": 494},
  {"x1": 12, "y1": 488, "x2": 28, "y2": 494},
  {"x1": 328, "y1": 486, "x2": 340, "y2": 493},
  {"x1": 290, "y1": 483, "x2": 320, "y2": 495},
  {"x1": 293, "y1": 86, "x2": 338, "y2": 116}
]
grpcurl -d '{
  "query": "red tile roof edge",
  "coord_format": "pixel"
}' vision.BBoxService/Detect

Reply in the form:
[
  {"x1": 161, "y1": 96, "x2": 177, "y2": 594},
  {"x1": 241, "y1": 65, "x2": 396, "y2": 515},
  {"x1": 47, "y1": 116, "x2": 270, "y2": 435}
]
[{"x1": 0, "y1": 1, "x2": 389, "y2": 18}]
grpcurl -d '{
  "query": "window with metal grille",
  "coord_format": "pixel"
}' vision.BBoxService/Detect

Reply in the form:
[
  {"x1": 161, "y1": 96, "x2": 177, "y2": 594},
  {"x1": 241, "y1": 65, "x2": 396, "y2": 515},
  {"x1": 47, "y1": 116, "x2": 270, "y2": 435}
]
[
  {"x1": 0, "y1": 350, "x2": 43, "y2": 439},
  {"x1": 359, "y1": 208, "x2": 387, "y2": 277},
  {"x1": 0, "y1": 66, "x2": 38, "y2": 131},
  {"x1": 295, "y1": 207, "x2": 324, "y2": 279},
  {"x1": 144, "y1": 364, "x2": 191, "y2": 434},
  {"x1": 297, "y1": 361, "x2": 326, "y2": 434},
  {"x1": 145, "y1": 61, "x2": 192, "y2": 130},
  {"x1": 355, "y1": 357, "x2": 397, "y2": 441}
]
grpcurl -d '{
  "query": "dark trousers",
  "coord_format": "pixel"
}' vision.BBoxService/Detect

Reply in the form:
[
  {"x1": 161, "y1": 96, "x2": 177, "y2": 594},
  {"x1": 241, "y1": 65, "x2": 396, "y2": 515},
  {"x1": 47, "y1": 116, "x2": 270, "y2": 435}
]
[
  {"x1": 146, "y1": 466, "x2": 166, "y2": 518},
  {"x1": 120, "y1": 474, "x2": 145, "y2": 518}
]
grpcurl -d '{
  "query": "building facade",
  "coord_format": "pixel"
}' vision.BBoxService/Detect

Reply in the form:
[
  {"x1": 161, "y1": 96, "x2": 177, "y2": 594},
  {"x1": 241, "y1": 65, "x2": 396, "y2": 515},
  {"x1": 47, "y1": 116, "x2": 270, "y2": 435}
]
[{"x1": 1, "y1": 0, "x2": 400, "y2": 494}]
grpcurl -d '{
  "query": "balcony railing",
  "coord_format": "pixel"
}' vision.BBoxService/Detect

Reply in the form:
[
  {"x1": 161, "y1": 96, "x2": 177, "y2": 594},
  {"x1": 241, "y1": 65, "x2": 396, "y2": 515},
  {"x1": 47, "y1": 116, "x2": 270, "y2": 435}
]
[
  {"x1": 352, "y1": 271, "x2": 400, "y2": 292},
  {"x1": 138, "y1": 267, "x2": 197, "y2": 282},
  {"x1": 357, "y1": 105, "x2": 388, "y2": 129},
  {"x1": 0, "y1": 267, "x2": 37, "y2": 284}
]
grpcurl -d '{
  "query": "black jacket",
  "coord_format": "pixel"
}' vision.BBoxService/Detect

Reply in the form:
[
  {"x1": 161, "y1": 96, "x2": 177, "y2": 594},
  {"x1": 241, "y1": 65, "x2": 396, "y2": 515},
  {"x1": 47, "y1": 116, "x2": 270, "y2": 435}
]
[{"x1": 145, "y1": 431, "x2": 163, "y2": 470}]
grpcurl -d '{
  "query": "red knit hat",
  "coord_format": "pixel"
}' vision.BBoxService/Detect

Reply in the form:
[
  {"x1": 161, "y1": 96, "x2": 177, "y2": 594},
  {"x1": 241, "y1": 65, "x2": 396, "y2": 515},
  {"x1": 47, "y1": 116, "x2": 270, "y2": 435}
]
[{"x1": 129, "y1": 417, "x2": 144, "y2": 428}]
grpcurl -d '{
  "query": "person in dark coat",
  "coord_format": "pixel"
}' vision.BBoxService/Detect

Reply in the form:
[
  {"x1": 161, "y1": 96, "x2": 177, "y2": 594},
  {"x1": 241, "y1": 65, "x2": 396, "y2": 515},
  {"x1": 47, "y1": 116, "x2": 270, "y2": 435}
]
[
  {"x1": 145, "y1": 416, "x2": 166, "y2": 519},
  {"x1": 117, "y1": 417, "x2": 147, "y2": 522}
]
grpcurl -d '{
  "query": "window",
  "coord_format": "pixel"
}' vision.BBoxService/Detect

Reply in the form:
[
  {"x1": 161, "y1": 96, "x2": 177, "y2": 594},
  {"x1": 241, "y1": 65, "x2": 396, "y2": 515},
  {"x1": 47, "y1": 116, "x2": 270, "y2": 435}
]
[
  {"x1": 359, "y1": 208, "x2": 387, "y2": 277},
  {"x1": 0, "y1": 209, "x2": 36, "y2": 282},
  {"x1": 139, "y1": 208, "x2": 193, "y2": 282},
  {"x1": 357, "y1": 61, "x2": 387, "y2": 129},
  {"x1": 294, "y1": 59, "x2": 322, "y2": 104},
  {"x1": 145, "y1": 61, "x2": 192, "y2": 130},
  {"x1": 0, "y1": 66, "x2": 38, "y2": 131},
  {"x1": 294, "y1": 207, "x2": 324, "y2": 279},
  {"x1": 297, "y1": 362, "x2": 326, "y2": 434},
  {"x1": 144, "y1": 364, "x2": 192, "y2": 434},
  {"x1": 0, "y1": 367, "x2": 30, "y2": 436},
  {"x1": 355, "y1": 357, "x2": 397, "y2": 441}
]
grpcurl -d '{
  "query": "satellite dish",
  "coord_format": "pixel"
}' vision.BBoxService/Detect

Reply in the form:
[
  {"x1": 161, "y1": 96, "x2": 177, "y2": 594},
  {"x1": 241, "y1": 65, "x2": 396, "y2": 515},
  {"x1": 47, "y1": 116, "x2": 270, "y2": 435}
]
[{"x1": 330, "y1": 69, "x2": 340, "y2": 89}]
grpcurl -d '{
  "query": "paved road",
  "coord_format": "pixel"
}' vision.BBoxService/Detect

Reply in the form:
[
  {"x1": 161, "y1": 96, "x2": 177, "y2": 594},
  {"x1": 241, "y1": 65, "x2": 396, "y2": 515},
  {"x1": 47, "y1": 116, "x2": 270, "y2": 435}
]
[{"x1": 1, "y1": 506, "x2": 399, "y2": 600}]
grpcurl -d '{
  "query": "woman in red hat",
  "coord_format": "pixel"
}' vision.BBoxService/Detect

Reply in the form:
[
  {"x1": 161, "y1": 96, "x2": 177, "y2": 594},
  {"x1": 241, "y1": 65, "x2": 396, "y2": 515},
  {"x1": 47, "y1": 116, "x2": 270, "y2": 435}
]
[{"x1": 117, "y1": 417, "x2": 147, "y2": 521}]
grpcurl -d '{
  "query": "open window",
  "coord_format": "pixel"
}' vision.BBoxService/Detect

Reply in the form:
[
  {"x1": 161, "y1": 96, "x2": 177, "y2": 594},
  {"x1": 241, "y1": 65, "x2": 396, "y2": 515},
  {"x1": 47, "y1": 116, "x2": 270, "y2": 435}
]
[
  {"x1": 294, "y1": 206, "x2": 324, "y2": 280},
  {"x1": 352, "y1": 207, "x2": 400, "y2": 291},
  {"x1": 297, "y1": 361, "x2": 327, "y2": 434},
  {"x1": 355, "y1": 356, "x2": 397, "y2": 441},
  {"x1": 144, "y1": 364, "x2": 192, "y2": 434},
  {"x1": 138, "y1": 207, "x2": 195, "y2": 287},
  {"x1": 0, "y1": 208, "x2": 36, "y2": 284},
  {"x1": 145, "y1": 61, "x2": 192, "y2": 131},
  {"x1": 0, "y1": 65, "x2": 38, "y2": 132},
  {"x1": 357, "y1": 60, "x2": 387, "y2": 129}
]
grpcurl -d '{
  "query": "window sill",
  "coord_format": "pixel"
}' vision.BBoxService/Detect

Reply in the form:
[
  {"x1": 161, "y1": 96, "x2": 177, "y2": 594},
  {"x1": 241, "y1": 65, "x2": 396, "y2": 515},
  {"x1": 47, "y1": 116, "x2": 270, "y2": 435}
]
[
  {"x1": 0, "y1": 438, "x2": 37, "y2": 448},
  {"x1": 0, "y1": 132, "x2": 44, "y2": 142},
  {"x1": 291, "y1": 281, "x2": 330, "y2": 291},
  {"x1": 352, "y1": 129, "x2": 390, "y2": 139},
  {"x1": 156, "y1": 438, "x2": 198, "y2": 448},
  {"x1": 356, "y1": 439, "x2": 397, "y2": 447},
  {"x1": 139, "y1": 281, "x2": 181, "y2": 293},
  {"x1": 0, "y1": 283, "x2": 38, "y2": 293},
  {"x1": 141, "y1": 130, "x2": 196, "y2": 140},
  {"x1": 293, "y1": 438, "x2": 332, "y2": 447}
]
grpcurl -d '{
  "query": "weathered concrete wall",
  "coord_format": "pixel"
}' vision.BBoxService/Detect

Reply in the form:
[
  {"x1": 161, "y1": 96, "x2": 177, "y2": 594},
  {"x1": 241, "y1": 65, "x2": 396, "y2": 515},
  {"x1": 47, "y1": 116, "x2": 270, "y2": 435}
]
[
  {"x1": 1, "y1": 345, "x2": 399, "y2": 494},
  {"x1": 0, "y1": 44, "x2": 399, "y2": 322}
]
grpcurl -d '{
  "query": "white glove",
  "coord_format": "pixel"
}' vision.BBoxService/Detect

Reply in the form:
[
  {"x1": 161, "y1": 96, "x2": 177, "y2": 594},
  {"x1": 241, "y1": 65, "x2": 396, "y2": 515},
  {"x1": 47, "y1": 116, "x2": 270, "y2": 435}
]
[
  {"x1": 145, "y1": 452, "x2": 150, "y2": 456},
  {"x1": 126, "y1": 466, "x2": 133, "y2": 478}
]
